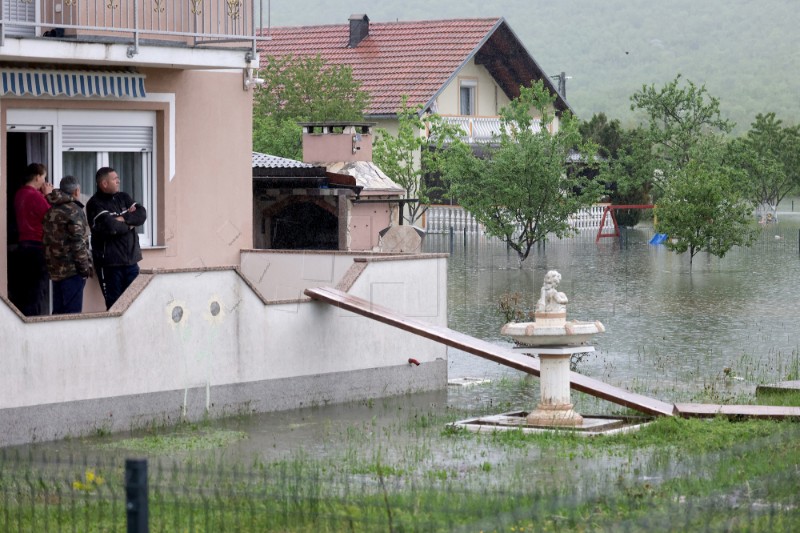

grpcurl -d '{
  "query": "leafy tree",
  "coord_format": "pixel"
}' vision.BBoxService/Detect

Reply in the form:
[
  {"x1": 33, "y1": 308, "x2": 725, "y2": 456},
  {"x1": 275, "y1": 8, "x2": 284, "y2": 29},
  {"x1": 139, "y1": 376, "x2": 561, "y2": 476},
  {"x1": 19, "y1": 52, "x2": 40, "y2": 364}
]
[
  {"x1": 729, "y1": 112, "x2": 800, "y2": 221},
  {"x1": 253, "y1": 55, "x2": 370, "y2": 159},
  {"x1": 579, "y1": 113, "x2": 623, "y2": 159},
  {"x1": 581, "y1": 114, "x2": 655, "y2": 226},
  {"x1": 444, "y1": 81, "x2": 601, "y2": 266},
  {"x1": 373, "y1": 99, "x2": 464, "y2": 225},
  {"x1": 656, "y1": 138, "x2": 757, "y2": 268},
  {"x1": 631, "y1": 74, "x2": 734, "y2": 191}
]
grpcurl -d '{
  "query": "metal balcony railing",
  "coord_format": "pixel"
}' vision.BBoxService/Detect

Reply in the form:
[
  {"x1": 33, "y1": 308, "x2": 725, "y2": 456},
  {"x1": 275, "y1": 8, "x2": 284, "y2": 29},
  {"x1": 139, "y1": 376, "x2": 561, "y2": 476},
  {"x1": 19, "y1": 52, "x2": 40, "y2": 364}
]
[
  {"x1": 0, "y1": 0, "x2": 267, "y2": 56},
  {"x1": 440, "y1": 115, "x2": 543, "y2": 143}
]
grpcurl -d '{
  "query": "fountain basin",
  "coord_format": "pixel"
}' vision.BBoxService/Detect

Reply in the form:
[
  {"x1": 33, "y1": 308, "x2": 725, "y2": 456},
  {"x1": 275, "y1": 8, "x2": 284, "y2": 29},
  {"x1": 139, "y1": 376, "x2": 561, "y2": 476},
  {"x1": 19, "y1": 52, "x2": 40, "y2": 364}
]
[{"x1": 501, "y1": 319, "x2": 605, "y2": 346}]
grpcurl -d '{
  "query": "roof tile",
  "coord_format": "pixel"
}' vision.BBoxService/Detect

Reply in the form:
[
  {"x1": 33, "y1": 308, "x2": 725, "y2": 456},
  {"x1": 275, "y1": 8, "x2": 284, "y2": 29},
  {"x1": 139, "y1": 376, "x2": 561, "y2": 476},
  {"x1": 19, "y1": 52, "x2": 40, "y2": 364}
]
[{"x1": 258, "y1": 18, "x2": 502, "y2": 116}]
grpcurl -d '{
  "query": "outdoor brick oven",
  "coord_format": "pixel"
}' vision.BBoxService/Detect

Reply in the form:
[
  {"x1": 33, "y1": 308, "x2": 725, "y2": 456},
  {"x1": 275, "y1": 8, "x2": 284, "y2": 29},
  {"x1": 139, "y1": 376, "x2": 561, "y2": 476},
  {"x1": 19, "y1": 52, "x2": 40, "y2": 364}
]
[{"x1": 253, "y1": 122, "x2": 404, "y2": 251}]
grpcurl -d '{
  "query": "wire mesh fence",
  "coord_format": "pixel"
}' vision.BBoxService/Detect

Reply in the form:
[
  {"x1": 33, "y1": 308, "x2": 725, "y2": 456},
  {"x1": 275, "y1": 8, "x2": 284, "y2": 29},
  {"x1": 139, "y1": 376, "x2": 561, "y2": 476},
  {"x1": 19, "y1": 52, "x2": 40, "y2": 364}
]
[{"x1": 2, "y1": 428, "x2": 799, "y2": 533}]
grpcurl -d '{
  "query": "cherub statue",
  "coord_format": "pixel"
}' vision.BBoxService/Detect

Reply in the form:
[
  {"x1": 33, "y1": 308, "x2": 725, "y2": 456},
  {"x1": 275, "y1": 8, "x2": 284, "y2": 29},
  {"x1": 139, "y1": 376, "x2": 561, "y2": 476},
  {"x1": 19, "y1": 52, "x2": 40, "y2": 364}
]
[{"x1": 535, "y1": 270, "x2": 568, "y2": 313}]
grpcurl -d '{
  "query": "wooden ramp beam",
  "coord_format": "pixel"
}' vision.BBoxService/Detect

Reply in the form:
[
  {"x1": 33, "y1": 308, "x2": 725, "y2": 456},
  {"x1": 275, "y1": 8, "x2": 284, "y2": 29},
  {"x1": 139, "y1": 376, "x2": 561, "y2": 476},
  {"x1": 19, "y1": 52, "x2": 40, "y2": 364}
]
[
  {"x1": 675, "y1": 403, "x2": 800, "y2": 420},
  {"x1": 304, "y1": 287, "x2": 675, "y2": 417}
]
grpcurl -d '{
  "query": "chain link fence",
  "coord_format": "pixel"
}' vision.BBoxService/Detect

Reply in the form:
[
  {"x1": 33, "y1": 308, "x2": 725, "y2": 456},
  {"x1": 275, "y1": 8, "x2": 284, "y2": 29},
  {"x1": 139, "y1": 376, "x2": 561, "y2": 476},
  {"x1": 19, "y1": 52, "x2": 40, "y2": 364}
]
[{"x1": 2, "y1": 429, "x2": 799, "y2": 533}]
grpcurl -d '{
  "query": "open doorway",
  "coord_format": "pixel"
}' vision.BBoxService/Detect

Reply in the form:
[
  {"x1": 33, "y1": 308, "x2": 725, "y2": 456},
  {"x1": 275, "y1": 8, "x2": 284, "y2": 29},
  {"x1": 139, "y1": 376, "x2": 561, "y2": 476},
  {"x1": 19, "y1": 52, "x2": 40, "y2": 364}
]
[{"x1": 6, "y1": 128, "x2": 52, "y2": 313}]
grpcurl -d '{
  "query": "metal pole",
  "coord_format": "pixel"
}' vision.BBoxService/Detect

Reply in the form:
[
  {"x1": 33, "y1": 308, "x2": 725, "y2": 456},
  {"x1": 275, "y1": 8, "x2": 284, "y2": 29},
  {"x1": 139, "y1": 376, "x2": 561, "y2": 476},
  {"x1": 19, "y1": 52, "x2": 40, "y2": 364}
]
[
  {"x1": 449, "y1": 226, "x2": 454, "y2": 255},
  {"x1": 125, "y1": 459, "x2": 149, "y2": 533}
]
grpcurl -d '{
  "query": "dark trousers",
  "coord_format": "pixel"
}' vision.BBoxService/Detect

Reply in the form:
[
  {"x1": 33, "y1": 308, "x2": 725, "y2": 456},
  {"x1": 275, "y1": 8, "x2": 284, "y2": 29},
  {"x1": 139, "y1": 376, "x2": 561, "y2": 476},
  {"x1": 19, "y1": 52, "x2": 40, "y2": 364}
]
[
  {"x1": 97, "y1": 264, "x2": 139, "y2": 310},
  {"x1": 52, "y1": 275, "x2": 86, "y2": 314},
  {"x1": 10, "y1": 241, "x2": 49, "y2": 316}
]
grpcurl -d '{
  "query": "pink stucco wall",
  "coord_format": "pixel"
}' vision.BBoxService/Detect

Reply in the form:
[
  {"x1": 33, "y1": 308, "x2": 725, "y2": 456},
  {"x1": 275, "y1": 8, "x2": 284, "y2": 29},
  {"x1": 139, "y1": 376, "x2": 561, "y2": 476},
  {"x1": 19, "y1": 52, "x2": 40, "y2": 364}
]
[
  {"x1": 0, "y1": 68, "x2": 253, "y2": 312},
  {"x1": 350, "y1": 201, "x2": 394, "y2": 251},
  {"x1": 140, "y1": 68, "x2": 253, "y2": 271},
  {"x1": 302, "y1": 131, "x2": 373, "y2": 164}
]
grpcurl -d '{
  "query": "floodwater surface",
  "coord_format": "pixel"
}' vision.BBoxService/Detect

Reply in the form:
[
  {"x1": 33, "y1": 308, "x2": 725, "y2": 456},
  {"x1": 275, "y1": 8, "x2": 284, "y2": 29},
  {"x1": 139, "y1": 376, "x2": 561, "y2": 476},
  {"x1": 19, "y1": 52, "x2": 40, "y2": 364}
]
[{"x1": 10, "y1": 216, "x2": 800, "y2": 474}]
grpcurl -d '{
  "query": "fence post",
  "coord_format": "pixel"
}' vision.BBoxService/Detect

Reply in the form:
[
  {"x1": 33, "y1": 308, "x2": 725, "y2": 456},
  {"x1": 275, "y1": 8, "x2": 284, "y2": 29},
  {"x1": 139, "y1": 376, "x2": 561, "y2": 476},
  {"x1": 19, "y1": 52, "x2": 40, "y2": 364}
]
[{"x1": 126, "y1": 459, "x2": 149, "y2": 533}]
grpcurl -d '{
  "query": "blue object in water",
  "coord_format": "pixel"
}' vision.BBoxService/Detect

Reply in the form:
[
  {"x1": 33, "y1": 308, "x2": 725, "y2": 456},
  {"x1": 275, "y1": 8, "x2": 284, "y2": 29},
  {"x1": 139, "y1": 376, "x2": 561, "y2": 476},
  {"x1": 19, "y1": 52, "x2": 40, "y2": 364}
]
[{"x1": 649, "y1": 233, "x2": 668, "y2": 245}]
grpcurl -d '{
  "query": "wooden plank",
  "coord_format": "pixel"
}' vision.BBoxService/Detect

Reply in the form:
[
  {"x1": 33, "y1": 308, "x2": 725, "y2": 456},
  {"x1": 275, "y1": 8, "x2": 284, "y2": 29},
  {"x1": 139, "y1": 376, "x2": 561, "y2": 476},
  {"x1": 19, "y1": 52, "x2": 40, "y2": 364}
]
[
  {"x1": 675, "y1": 403, "x2": 800, "y2": 420},
  {"x1": 304, "y1": 286, "x2": 676, "y2": 417}
]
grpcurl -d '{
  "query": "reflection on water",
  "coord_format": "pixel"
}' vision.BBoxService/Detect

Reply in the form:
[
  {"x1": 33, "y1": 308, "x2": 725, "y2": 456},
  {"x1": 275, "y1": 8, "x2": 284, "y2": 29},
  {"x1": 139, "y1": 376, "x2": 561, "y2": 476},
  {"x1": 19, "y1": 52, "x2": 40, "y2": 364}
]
[{"x1": 432, "y1": 220, "x2": 800, "y2": 402}]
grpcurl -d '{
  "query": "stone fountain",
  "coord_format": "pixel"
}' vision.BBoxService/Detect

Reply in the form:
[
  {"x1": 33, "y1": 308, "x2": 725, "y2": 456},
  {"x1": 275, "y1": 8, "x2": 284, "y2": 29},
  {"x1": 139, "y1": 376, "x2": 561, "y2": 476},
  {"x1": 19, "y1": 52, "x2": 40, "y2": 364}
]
[{"x1": 501, "y1": 270, "x2": 605, "y2": 427}]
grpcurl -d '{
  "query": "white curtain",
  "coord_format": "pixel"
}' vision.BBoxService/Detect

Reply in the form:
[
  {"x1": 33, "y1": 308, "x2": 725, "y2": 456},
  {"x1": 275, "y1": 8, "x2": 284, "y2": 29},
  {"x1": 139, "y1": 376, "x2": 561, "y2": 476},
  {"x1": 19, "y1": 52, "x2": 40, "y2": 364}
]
[{"x1": 25, "y1": 133, "x2": 47, "y2": 166}]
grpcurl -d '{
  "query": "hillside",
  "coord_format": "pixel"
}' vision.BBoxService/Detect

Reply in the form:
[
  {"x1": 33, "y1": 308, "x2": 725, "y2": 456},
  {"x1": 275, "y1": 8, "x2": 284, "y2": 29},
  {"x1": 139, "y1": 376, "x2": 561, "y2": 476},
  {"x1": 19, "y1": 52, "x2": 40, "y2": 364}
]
[{"x1": 265, "y1": 0, "x2": 800, "y2": 133}]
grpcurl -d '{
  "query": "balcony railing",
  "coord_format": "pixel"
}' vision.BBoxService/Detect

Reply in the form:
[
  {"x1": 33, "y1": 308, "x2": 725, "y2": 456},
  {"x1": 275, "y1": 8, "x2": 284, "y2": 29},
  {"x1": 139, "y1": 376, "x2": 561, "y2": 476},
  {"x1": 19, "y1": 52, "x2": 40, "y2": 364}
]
[
  {"x1": 0, "y1": 0, "x2": 266, "y2": 56},
  {"x1": 440, "y1": 115, "x2": 543, "y2": 144}
]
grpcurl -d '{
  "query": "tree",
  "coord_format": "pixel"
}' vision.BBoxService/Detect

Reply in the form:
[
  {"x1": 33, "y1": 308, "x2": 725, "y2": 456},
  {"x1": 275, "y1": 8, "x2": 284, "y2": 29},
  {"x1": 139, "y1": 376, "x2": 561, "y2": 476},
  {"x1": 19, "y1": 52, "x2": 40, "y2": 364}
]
[
  {"x1": 253, "y1": 55, "x2": 370, "y2": 159},
  {"x1": 444, "y1": 81, "x2": 601, "y2": 266},
  {"x1": 581, "y1": 114, "x2": 655, "y2": 226},
  {"x1": 373, "y1": 98, "x2": 464, "y2": 225},
  {"x1": 730, "y1": 112, "x2": 800, "y2": 221},
  {"x1": 631, "y1": 74, "x2": 734, "y2": 191},
  {"x1": 656, "y1": 138, "x2": 757, "y2": 268}
]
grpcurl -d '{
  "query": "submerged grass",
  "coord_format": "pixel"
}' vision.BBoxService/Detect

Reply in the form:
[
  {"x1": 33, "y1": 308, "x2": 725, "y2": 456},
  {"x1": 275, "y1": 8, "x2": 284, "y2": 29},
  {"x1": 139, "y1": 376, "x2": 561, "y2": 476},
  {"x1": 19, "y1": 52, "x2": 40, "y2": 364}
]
[{"x1": 3, "y1": 404, "x2": 799, "y2": 531}]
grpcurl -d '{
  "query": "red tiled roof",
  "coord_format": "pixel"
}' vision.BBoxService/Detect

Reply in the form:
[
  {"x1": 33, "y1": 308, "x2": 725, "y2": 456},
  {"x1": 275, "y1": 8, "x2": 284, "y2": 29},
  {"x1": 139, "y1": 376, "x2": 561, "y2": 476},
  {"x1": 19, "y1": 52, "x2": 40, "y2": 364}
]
[{"x1": 257, "y1": 18, "x2": 504, "y2": 117}]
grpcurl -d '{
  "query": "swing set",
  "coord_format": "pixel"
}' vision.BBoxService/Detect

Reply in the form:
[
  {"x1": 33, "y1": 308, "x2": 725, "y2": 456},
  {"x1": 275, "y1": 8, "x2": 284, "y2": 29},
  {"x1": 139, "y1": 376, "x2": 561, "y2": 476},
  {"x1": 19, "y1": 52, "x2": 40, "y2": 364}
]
[{"x1": 595, "y1": 204, "x2": 654, "y2": 242}]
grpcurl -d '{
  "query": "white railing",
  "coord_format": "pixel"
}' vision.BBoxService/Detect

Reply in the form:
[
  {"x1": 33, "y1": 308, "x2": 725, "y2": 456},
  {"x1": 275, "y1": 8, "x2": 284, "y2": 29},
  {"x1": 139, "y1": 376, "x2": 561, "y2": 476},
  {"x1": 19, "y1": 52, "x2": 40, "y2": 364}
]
[
  {"x1": 424, "y1": 205, "x2": 481, "y2": 234},
  {"x1": 424, "y1": 204, "x2": 608, "y2": 234},
  {"x1": 0, "y1": 0, "x2": 265, "y2": 54},
  {"x1": 439, "y1": 116, "x2": 542, "y2": 144}
]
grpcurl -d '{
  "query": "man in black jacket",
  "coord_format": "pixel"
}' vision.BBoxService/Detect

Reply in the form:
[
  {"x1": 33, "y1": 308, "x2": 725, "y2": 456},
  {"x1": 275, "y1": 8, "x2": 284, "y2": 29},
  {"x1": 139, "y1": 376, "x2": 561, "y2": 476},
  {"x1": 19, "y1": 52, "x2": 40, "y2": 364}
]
[{"x1": 86, "y1": 167, "x2": 147, "y2": 310}]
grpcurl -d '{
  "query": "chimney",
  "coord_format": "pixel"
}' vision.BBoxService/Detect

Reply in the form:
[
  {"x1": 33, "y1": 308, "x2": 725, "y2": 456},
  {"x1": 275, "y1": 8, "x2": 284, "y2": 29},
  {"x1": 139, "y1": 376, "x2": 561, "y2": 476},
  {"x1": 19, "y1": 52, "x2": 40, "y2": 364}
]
[
  {"x1": 300, "y1": 122, "x2": 374, "y2": 164},
  {"x1": 348, "y1": 14, "x2": 369, "y2": 48}
]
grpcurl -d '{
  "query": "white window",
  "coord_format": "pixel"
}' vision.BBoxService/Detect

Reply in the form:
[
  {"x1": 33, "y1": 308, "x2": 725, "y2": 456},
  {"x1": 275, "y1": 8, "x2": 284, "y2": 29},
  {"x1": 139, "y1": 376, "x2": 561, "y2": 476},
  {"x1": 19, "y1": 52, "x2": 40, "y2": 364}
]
[
  {"x1": 7, "y1": 109, "x2": 157, "y2": 246},
  {"x1": 459, "y1": 79, "x2": 477, "y2": 116}
]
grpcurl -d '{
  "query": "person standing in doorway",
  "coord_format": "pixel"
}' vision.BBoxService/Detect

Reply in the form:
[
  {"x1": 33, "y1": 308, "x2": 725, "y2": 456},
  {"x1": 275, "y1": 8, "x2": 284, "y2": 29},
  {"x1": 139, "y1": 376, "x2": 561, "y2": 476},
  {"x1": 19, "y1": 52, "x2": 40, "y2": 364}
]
[
  {"x1": 86, "y1": 167, "x2": 147, "y2": 310},
  {"x1": 43, "y1": 176, "x2": 93, "y2": 314},
  {"x1": 12, "y1": 163, "x2": 53, "y2": 316}
]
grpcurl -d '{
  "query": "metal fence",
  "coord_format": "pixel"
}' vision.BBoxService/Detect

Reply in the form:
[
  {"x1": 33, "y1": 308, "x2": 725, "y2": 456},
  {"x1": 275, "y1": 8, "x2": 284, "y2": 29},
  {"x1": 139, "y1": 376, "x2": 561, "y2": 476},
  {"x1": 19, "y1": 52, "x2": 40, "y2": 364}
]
[
  {"x1": 2, "y1": 439, "x2": 799, "y2": 532},
  {"x1": 425, "y1": 204, "x2": 610, "y2": 235},
  {"x1": 0, "y1": 0, "x2": 265, "y2": 51},
  {"x1": 424, "y1": 206, "x2": 800, "y2": 258}
]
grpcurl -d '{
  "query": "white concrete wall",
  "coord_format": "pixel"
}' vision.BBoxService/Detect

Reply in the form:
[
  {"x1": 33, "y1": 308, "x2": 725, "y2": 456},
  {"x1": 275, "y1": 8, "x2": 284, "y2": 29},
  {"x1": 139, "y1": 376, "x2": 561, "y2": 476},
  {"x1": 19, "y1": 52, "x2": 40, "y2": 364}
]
[
  {"x1": 239, "y1": 250, "x2": 374, "y2": 301},
  {"x1": 0, "y1": 256, "x2": 448, "y2": 445}
]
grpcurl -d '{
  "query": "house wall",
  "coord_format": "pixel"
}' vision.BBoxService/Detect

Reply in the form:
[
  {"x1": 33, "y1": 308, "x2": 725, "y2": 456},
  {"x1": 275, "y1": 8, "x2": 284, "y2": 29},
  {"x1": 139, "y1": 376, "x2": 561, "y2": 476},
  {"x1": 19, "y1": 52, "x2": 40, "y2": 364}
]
[
  {"x1": 350, "y1": 200, "x2": 394, "y2": 250},
  {"x1": 302, "y1": 130, "x2": 374, "y2": 164},
  {"x1": 140, "y1": 68, "x2": 253, "y2": 271},
  {"x1": 435, "y1": 58, "x2": 511, "y2": 117},
  {"x1": 0, "y1": 255, "x2": 448, "y2": 447},
  {"x1": 1, "y1": 67, "x2": 252, "y2": 311}
]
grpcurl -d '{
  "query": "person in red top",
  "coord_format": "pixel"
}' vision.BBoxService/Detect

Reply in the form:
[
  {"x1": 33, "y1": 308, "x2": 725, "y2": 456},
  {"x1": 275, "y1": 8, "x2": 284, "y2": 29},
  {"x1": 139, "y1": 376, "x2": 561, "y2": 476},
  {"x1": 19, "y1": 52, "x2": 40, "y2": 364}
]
[{"x1": 11, "y1": 163, "x2": 53, "y2": 316}]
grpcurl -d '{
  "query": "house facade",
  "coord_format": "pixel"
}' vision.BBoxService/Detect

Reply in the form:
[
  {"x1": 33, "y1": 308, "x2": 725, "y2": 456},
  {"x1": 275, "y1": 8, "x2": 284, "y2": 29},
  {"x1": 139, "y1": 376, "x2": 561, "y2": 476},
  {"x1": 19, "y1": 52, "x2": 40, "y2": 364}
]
[
  {"x1": 2, "y1": 0, "x2": 261, "y2": 311},
  {"x1": 258, "y1": 15, "x2": 570, "y2": 146},
  {"x1": 0, "y1": 3, "x2": 449, "y2": 447}
]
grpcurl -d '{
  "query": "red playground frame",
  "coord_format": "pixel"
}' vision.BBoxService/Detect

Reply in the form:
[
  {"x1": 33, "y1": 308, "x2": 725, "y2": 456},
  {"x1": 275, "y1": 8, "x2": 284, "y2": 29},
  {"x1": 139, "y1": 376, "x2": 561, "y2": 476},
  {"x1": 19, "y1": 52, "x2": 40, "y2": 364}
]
[{"x1": 595, "y1": 204, "x2": 654, "y2": 242}]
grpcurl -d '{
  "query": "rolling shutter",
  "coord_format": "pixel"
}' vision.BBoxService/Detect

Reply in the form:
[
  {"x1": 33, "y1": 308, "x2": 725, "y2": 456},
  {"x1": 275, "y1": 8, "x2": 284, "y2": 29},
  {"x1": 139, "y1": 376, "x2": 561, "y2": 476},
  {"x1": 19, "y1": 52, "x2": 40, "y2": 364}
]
[{"x1": 61, "y1": 125, "x2": 153, "y2": 152}]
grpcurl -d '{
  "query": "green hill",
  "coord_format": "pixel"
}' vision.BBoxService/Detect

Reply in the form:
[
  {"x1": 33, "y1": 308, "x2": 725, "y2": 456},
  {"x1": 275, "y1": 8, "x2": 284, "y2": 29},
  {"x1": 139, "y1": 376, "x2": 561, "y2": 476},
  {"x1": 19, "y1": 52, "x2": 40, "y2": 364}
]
[{"x1": 266, "y1": 0, "x2": 799, "y2": 133}]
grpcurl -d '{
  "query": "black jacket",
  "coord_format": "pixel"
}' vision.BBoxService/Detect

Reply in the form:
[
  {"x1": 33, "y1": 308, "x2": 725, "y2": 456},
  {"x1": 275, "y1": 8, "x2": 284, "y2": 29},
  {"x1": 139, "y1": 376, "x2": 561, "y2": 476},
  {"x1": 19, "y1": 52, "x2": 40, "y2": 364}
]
[{"x1": 86, "y1": 191, "x2": 147, "y2": 267}]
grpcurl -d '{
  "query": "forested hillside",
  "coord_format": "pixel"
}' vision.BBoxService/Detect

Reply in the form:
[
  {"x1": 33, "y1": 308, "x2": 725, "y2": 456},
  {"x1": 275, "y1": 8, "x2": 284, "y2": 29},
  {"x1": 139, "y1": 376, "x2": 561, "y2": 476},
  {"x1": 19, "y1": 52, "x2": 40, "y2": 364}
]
[{"x1": 265, "y1": 0, "x2": 799, "y2": 133}]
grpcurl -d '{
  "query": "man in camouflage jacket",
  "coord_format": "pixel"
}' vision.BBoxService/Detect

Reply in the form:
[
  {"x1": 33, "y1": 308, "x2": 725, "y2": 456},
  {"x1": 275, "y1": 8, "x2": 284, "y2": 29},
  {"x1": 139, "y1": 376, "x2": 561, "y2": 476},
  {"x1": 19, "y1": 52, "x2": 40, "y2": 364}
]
[{"x1": 43, "y1": 176, "x2": 93, "y2": 314}]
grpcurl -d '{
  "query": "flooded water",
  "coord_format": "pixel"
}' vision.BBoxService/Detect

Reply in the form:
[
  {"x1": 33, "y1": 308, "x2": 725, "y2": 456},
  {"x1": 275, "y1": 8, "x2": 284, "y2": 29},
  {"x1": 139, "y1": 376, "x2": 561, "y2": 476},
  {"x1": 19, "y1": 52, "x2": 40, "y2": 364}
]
[
  {"x1": 436, "y1": 218, "x2": 800, "y2": 404},
  {"x1": 9, "y1": 214, "x2": 800, "y2": 473}
]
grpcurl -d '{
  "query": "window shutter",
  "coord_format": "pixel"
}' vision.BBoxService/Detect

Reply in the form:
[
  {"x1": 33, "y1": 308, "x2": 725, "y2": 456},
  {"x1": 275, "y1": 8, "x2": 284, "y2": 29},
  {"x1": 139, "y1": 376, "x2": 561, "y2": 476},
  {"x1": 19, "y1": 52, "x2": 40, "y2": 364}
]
[
  {"x1": 62, "y1": 125, "x2": 153, "y2": 152},
  {"x1": 2, "y1": 0, "x2": 36, "y2": 37}
]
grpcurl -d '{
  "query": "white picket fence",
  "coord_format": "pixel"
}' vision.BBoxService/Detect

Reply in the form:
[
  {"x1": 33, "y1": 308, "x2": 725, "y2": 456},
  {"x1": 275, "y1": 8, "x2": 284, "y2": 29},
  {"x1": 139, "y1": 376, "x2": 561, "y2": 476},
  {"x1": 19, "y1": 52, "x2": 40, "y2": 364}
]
[{"x1": 424, "y1": 204, "x2": 609, "y2": 234}]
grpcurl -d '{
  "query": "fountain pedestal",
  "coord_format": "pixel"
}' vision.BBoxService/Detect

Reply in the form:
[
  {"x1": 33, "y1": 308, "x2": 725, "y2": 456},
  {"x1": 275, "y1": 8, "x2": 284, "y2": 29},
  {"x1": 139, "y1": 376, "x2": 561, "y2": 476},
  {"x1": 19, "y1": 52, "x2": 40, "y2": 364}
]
[
  {"x1": 500, "y1": 270, "x2": 605, "y2": 429},
  {"x1": 517, "y1": 345, "x2": 594, "y2": 427}
]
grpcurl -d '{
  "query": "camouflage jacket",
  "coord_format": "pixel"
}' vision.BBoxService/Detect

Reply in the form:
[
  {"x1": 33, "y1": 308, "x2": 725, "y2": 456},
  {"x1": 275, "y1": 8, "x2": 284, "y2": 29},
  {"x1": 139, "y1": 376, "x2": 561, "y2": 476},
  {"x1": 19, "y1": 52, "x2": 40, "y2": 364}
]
[{"x1": 43, "y1": 190, "x2": 93, "y2": 281}]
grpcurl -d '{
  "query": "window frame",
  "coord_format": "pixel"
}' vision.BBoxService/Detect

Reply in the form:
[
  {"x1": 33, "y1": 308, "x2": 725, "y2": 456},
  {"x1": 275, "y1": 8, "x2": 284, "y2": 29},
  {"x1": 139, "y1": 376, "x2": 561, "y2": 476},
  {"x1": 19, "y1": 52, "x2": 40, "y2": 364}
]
[
  {"x1": 459, "y1": 78, "x2": 478, "y2": 116},
  {"x1": 7, "y1": 108, "x2": 157, "y2": 247}
]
